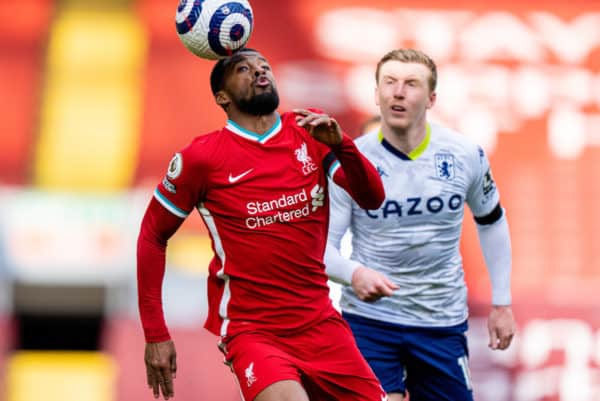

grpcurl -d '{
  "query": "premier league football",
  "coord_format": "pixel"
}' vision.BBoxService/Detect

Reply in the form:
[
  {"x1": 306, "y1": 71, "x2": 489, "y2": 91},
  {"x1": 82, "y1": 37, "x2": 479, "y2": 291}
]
[{"x1": 175, "y1": 0, "x2": 254, "y2": 59}]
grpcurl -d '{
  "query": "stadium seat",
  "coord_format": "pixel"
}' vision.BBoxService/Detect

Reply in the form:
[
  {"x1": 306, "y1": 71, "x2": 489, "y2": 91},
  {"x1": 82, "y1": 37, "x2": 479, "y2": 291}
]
[
  {"x1": 6, "y1": 351, "x2": 116, "y2": 401},
  {"x1": 34, "y1": 8, "x2": 146, "y2": 191}
]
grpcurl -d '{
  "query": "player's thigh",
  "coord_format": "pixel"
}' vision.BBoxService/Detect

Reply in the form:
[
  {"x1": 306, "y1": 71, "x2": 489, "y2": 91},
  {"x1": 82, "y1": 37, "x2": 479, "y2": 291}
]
[
  {"x1": 388, "y1": 393, "x2": 405, "y2": 401},
  {"x1": 343, "y1": 312, "x2": 407, "y2": 395},
  {"x1": 222, "y1": 332, "x2": 303, "y2": 401},
  {"x1": 254, "y1": 380, "x2": 309, "y2": 401},
  {"x1": 304, "y1": 315, "x2": 387, "y2": 401},
  {"x1": 405, "y1": 329, "x2": 473, "y2": 401}
]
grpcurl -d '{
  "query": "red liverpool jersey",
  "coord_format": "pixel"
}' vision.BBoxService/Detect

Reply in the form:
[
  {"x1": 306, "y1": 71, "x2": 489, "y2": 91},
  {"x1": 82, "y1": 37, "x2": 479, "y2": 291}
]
[{"x1": 141, "y1": 112, "x2": 384, "y2": 340}]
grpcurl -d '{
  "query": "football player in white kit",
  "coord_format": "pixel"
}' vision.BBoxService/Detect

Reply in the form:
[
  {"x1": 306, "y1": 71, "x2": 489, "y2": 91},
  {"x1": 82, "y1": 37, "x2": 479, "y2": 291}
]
[{"x1": 325, "y1": 49, "x2": 516, "y2": 401}]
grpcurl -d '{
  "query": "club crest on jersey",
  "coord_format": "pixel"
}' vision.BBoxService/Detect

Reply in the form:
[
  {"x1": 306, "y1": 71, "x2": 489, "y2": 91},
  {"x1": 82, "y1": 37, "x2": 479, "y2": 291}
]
[
  {"x1": 435, "y1": 153, "x2": 455, "y2": 180},
  {"x1": 295, "y1": 143, "x2": 317, "y2": 175},
  {"x1": 245, "y1": 362, "x2": 256, "y2": 387},
  {"x1": 483, "y1": 168, "x2": 496, "y2": 196},
  {"x1": 167, "y1": 153, "x2": 183, "y2": 179}
]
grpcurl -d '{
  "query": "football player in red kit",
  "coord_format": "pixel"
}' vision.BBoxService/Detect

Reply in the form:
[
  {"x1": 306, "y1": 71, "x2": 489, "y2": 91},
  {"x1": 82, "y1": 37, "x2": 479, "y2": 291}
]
[{"x1": 137, "y1": 48, "x2": 387, "y2": 401}]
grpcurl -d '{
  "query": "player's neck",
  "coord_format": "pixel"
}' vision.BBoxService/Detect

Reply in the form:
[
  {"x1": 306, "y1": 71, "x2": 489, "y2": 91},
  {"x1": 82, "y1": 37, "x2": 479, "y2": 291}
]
[
  {"x1": 382, "y1": 119, "x2": 427, "y2": 155},
  {"x1": 228, "y1": 111, "x2": 279, "y2": 135}
]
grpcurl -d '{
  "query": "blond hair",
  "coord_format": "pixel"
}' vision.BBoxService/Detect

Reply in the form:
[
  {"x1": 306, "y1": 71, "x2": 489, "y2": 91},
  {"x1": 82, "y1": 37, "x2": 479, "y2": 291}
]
[{"x1": 375, "y1": 49, "x2": 437, "y2": 92}]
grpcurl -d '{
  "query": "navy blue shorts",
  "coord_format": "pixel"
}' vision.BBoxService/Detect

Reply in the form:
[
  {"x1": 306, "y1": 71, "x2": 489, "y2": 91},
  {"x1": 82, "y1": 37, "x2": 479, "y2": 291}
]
[{"x1": 343, "y1": 312, "x2": 474, "y2": 401}]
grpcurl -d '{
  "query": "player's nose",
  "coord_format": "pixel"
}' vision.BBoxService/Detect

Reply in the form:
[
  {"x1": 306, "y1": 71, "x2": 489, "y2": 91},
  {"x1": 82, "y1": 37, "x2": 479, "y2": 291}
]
[{"x1": 393, "y1": 85, "x2": 406, "y2": 98}]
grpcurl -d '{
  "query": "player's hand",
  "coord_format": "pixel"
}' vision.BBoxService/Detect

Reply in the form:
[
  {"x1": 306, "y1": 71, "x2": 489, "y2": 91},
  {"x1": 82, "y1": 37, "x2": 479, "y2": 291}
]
[
  {"x1": 488, "y1": 305, "x2": 516, "y2": 350},
  {"x1": 145, "y1": 340, "x2": 177, "y2": 400},
  {"x1": 294, "y1": 109, "x2": 343, "y2": 145},
  {"x1": 351, "y1": 266, "x2": 399, "y2": 302}
]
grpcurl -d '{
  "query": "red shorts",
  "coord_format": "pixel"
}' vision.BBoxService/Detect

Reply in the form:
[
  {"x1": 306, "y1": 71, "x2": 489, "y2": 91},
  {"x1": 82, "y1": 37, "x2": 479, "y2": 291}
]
[{"x1": 220, "y1": 314, "x2": 385, "y2": 401}]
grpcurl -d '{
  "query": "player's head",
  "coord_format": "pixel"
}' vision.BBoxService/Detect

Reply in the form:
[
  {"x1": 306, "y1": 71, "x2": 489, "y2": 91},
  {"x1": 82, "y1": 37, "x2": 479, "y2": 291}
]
[
  {"x1": 375, "y1": 49, "x2": 437, "y2": 92},
  {"x1": 210, "y1": 48, "x2": 280, "y2": 116},
  {"x1": 374, "y1": 49, "x2": 437, "y2": 131}
]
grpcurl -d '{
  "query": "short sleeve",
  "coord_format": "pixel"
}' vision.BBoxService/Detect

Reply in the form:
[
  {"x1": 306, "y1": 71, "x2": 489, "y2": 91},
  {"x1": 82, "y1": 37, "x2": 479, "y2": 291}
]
[{"x1": 466, "y1": 146, "x2": 500, "y2": 218}]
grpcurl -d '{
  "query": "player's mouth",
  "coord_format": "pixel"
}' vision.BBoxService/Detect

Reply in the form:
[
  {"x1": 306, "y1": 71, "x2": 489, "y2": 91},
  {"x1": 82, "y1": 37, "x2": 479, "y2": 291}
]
[
  {"x1": 390, "y1": 105, "x2": 406, "y2": 113},
  {"x1": 254, "y1": 77, "x2": 271, "y2": 88}
]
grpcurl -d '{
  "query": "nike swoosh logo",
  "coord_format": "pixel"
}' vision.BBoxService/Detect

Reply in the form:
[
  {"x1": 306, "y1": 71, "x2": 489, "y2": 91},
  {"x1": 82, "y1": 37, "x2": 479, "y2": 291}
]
[{"x1": 228, "y1": 168, "x2": 254, "y2": 183}]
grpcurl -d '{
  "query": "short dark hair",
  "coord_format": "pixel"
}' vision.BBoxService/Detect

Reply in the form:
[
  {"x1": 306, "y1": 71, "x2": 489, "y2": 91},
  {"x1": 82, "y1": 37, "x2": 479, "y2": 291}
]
[{"x1": 210, "y1": 48, "x2": 259, "y2": 95}]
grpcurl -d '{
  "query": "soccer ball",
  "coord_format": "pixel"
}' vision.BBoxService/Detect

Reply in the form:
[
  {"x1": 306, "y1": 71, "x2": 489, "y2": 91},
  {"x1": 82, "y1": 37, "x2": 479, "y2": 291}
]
[{"x1": 175, "y1": 0, "x2": 254, "y2": 60}]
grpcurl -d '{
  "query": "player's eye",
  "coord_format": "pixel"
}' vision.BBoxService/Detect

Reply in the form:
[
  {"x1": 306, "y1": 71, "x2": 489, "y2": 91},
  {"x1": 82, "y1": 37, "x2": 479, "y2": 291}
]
[{"x1": 237, "y1": 65, "x2": 249, "y2": 72}]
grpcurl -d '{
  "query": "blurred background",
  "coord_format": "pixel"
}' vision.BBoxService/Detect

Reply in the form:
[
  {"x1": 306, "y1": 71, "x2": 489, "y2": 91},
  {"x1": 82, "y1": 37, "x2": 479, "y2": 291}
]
[{"x1": 1, "y1": 0, "x2": 599, "y2": 400}]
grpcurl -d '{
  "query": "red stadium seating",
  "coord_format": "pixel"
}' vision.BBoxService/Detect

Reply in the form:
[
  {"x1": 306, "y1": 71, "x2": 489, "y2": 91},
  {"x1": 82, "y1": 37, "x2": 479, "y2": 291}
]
[{"x1": 0, "y1": 0, "x2": 54, "y2": 185}]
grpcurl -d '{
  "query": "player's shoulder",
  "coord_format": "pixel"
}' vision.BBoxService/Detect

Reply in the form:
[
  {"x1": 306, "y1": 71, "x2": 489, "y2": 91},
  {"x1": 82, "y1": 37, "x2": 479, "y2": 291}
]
[
  {"x1": 188, "y1": 128, "x2": 224, "y2": 147},
  {"x1": 279, "y1": 111, "x2": 307, "y2": 138},
  {"x1": 429, "y1": 121, "x2": 482, "y2": 158},
  {"x1": 279, "y1": 110, "x2": 322, "y2": 142},
  {"x1": 280, "y1": 109, "x2": 322, "y2": 126},
  {"x1": 353, "y1": 130, "x2": 381, "y2": 154},
  {"x1": 280, "y1": 111, "x2": 299, "y2": 126},
  {"x1": 177, "y1": 128, "x2": 226, "y2": 165}
]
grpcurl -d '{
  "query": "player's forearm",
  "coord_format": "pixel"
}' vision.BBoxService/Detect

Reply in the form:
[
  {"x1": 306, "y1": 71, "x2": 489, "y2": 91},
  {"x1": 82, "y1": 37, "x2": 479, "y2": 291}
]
[
  {"x1": 330, "y1": 134, "x2": 384, "y2": 210},
  {"x1": 138, "y1": 231, "x2": 171, "y2": 342},
  {"x1": 476, "y1": 210, "x2": 512, "y2": 305},
  {"x1": 137, "y1": 198, "x2": 183, "y2": 342},
  {"x1": 324, "y1": 242, "x2": 361, "y2": 285}
]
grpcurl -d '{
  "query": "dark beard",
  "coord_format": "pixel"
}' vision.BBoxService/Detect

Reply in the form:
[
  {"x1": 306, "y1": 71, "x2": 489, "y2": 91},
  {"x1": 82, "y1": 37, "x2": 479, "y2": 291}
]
[{"x1": 235, "y1": 89, "x2": 280, "y2": 116}]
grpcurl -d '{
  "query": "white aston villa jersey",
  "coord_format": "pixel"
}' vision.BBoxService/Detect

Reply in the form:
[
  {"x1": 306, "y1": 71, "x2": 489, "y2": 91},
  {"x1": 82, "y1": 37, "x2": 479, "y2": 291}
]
[{"x1": 327, "y1": 122, "x2": 500, "y2": 327}]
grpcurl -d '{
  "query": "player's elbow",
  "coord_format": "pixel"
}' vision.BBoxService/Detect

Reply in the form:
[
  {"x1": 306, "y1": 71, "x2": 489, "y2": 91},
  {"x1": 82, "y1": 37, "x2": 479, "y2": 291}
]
[
  {"x1": 357, "y1": 197, "x2": 383, "y2": 210},
  {"x1": 355, "y1": 183, "x2": 385, "y2": 210}
]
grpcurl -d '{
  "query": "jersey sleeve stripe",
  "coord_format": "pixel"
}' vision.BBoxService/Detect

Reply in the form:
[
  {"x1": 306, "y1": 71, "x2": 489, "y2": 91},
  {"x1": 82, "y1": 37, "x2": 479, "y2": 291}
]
[
  {"x1": 322, "y1": 151, "x2": 340, "y2": 178},
  {"x1": 153, "y1": 188, "x2": 189, "y2": 218},
  {"x1": 328, "y1": 160, "x2": 340, "y2": 178},
  {"x1": 474, "y1": 202, "x2": 503, "y2": 225}
]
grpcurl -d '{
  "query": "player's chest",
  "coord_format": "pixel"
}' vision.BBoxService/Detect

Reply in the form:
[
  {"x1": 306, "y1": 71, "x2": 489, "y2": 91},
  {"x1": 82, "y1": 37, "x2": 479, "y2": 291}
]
[
  {"x1": 365, "y1": 152, "x2": 468, "y2": 221},
  {"x1": 205, "y1": 138, "x2": 326, "y2": 214}
]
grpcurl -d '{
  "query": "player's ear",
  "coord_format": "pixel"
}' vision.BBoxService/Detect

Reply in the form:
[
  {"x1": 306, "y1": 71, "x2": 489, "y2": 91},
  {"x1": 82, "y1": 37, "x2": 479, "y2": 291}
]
[
  {"x1": 427, "y1": 91, "x2": 436, "y2": 109},
  {"x1": 215, "y1": 91, "x2": 230, "y2": 108}
]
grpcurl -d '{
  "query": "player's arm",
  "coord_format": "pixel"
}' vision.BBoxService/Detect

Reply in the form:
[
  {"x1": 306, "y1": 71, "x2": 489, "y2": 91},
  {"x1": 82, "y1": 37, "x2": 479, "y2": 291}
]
[
  {"x1": 474, "y1": 204, "x2": 515, "y2": 350},
  {"x1": 324, "y1": 179, "x2": 360, "y2": 285},
  {"x1": 475, "y1": 203, "x2": 512, "y2": 308},
  {"x1": 326, "y1": 243, "x2": 397, "y2": 302},
  {"x1": 138, "y1": 197, "x2": 183, "y2": 342},
  {"x1": 327, "y1": 135, "x2": 385, "y2": 210},
  {"x1": 325, "y1": 175, "x2": 397, "y2": 301},
  {"x1": 295, "y1": 108, "x2": 385, "y2": 210},
  {"x1": 467, "y1": 146, "x2": 515, "y2": 350},
  {"x1": 137, "y1": 197, "x2": 182, "y2": 400},
  {"x1": 138, "y1": 149, "x2": 203, "y2": 400}
]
